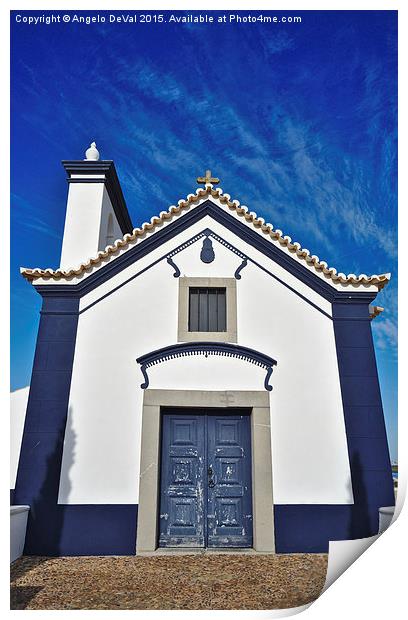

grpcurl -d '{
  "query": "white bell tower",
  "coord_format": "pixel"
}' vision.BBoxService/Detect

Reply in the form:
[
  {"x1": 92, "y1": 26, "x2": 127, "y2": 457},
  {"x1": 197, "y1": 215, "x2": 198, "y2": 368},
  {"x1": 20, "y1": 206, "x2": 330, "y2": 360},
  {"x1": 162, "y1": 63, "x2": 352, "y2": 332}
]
[{"x1": 59, "y1": 143, "x2": 133, "y2": 269}]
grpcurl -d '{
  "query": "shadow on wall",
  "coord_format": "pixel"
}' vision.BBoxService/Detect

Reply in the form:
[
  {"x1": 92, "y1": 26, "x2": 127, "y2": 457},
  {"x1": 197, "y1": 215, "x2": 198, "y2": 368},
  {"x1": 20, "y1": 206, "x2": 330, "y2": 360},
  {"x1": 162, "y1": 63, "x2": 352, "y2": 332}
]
[
  {"x1": 57, "y1": 406, "x2": 76, "y2": 507},
  {"x1": 21, "y1": 402, "x2": 138, "y2": 557},
  {"x1": 348, "y1": 452, "x2": 373, "y2": 539},
  {"x1": 25, "y1": 408, "x2": 76, "y2": 556}
]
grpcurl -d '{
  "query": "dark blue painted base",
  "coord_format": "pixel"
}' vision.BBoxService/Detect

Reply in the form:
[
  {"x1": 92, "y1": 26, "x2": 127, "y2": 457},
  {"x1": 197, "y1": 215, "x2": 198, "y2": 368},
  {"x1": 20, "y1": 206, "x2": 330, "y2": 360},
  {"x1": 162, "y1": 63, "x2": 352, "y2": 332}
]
[
  {"x1": 274, "y1": 503, "x2": 388, "y2": 553},
  {"x1": 13, "y1": 500, "x2": 394, "y2": 556},
  {"x1": 18, "y1": 505, "x2": 138, "y2": 556}
]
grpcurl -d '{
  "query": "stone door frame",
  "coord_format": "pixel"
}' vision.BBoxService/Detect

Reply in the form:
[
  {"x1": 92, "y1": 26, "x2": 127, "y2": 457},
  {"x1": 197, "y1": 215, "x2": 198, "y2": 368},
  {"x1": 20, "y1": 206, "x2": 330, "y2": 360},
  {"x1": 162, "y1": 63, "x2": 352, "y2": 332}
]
[{"x1": 136, "y1": 389, "x2": 275, "y2": 554}]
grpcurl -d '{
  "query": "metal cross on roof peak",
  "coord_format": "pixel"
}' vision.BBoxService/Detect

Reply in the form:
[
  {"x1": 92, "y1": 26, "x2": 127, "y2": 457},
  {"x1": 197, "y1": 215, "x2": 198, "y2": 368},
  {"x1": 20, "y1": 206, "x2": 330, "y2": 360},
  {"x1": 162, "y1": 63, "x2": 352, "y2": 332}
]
[{"x1": 197, "y1": 170, "x2": 220, "y2": 186}]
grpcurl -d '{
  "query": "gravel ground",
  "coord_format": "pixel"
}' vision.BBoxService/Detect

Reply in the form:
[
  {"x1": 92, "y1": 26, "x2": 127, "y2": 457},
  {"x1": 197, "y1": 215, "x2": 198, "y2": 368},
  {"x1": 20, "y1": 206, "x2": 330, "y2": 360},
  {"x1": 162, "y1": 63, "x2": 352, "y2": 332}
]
[{"x1": 11, "y1": 553, "x2": 328, "y2": 610}]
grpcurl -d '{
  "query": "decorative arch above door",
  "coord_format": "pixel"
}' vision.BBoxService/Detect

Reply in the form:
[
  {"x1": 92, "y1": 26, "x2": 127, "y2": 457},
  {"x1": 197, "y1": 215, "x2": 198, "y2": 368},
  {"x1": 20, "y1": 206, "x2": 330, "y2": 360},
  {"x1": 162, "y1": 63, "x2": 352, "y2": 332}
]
[{"x1": 136, "y1": 342, "x2": 277, "y2": 391}]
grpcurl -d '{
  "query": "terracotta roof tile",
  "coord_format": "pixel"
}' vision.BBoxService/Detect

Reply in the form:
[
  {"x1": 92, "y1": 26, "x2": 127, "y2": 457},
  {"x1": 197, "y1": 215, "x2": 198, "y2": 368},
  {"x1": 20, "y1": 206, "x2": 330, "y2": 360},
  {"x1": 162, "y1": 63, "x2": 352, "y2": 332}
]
[{"x1": 20, "y1": 185, "x2": 391, "y2": 290}]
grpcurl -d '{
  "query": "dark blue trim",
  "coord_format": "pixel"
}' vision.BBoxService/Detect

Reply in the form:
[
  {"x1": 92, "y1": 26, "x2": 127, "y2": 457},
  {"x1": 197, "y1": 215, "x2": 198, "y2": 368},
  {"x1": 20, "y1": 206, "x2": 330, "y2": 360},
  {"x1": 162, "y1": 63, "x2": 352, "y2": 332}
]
[
  {"x1": 15, "y1": 498, "x2": 388, "y2": 555},
  {"x1": 20, "y1": 505, "x2": 138, "y2": 556},
  {"x1": 264, "y1": 367, "x2": 274, "y2": 392},
  {"x1": 136, "y1": 342, "x2": 277, "y2": 391},
  {"x1": 38, "y1": 225, "x2": 333, "y2": 322},
  {"x1": 70, "y1": 228, "x2": 333, "y2": 320},
  {"x1": 79, "y1": 254, "x2": 166, "y2": 314},
  {"x1": 333, "y1": 317, "x2": 373, "y2": 322},
  {"x1": 13, "y1": 295, "x2": 80, "y2": 555},
  {"x1": 205, "y1": 203, "x2": 379, "y2": 304},
  {"x1": 206, "y1": 228, "x2": 245, "y2": 259},
  {"x1": 62, "y1": 160, "x2": 133, "y2": 235},
  {"x1": 234, "y1": 258, "x2": 248, "y2": 280},
  {"x1": 166, "y1": 256, "x2": 180, "y2": 278},
  {"x1": 34, "y1": 201, "x2": 379, "y2": 306},
  {"x1": 81, "y1": 227, "x2": 333, "y2": 320},
  {"x1": 207, "y1": 230, "x2": 333, "y2": 320},
  {"x1": 140, "y1": 365, "x2": 150, "y2": 390},
  {"x1": 168, "y1": 228, "x2": 214, "y2": 257},
  {"x1": 332, "y1": 301, "x2": 395, "y2": 530},
  {"x1": 274, "y1": 504, "x2": 383, "y2": 553},
  {"x1": 16, "y1": 500, "x2": 386, "y2": 555}
]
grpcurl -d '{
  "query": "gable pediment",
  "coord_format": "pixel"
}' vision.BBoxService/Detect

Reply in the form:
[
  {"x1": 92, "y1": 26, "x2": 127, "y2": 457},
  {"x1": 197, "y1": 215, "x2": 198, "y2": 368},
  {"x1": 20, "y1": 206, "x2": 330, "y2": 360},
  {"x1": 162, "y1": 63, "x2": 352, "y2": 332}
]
[{"x1": 21, "y1": 185, "x2": 390, "y2": 301}]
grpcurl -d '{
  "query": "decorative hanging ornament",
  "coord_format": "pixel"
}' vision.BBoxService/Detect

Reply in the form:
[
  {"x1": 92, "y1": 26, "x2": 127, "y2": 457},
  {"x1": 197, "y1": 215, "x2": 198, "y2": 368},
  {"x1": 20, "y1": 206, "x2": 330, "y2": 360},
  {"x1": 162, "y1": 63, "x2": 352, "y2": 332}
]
[{"x1": 200, "y1": 236, "x2": 215, "y2": 263}]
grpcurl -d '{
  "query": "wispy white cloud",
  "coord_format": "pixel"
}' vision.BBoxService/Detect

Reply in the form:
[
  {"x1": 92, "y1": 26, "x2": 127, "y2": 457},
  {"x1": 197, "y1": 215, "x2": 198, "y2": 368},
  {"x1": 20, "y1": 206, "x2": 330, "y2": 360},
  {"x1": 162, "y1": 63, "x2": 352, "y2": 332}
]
[
  {"x1": 260, "y1": 31, "x2": 295, "y2": 56},
  {"x1": 371, "y1": 276, "x2": 398, "y2": 353},
  {"x1": 11, "y1": 193, "x2": 61, "y2": 240},
  {"x1": 373, "y1": 317, "x2": 398, "y2": 352},
  {"x1": 15, "y1": 37, "x2": 396, "y2": 281}
]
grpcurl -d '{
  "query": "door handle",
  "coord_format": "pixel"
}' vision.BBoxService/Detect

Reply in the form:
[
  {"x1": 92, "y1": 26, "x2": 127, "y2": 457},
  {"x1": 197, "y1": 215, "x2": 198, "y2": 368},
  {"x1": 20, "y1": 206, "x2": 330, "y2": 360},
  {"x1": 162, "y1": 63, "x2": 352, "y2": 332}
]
[{"x1": 208, "y1": 465, "x2": 216, "y2": 488}]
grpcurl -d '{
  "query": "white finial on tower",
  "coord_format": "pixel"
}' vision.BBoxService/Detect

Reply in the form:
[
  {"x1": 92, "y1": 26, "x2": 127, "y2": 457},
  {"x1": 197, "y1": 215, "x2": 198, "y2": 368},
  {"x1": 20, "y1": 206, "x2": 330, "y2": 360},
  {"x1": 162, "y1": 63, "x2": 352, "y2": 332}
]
[{"x1": 85, "y1": 142, "x2": 100, "y2": 161}]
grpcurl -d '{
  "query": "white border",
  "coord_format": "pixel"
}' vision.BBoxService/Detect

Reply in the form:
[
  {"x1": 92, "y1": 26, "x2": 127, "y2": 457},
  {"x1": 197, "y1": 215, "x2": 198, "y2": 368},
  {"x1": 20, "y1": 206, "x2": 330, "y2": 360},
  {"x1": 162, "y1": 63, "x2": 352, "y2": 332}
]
[{"x1": 3, "y1": 2, "x2": 405, "y2": 619}]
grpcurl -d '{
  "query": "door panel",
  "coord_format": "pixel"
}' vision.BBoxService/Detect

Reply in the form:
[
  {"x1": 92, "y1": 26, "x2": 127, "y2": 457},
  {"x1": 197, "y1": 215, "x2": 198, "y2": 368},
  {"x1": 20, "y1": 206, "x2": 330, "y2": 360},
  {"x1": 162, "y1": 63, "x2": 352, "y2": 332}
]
[
  {"x1": 207, "y1": 414, "x2": 253, "y2": 547},
  {"x1": 159, "y1": 410, "x2": 253, "y2": 548},
  {"x1": 159, "y1": 414, "x2": 205, "y2": 547}
]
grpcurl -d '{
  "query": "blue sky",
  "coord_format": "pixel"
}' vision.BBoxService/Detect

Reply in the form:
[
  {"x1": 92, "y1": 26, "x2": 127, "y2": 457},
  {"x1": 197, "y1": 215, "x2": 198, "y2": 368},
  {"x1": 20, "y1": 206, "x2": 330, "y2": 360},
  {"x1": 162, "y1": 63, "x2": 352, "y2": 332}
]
[{"x1": 10, "y1": 10, "x2": 397, "y2": 460}]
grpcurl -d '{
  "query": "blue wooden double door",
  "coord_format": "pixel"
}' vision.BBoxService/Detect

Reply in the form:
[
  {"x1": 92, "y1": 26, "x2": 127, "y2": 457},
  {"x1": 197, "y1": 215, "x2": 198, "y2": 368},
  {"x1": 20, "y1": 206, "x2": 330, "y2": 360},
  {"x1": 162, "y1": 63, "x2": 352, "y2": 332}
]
[{"x1": 159, "y1": 409, "x2": 253, "y2": 548}]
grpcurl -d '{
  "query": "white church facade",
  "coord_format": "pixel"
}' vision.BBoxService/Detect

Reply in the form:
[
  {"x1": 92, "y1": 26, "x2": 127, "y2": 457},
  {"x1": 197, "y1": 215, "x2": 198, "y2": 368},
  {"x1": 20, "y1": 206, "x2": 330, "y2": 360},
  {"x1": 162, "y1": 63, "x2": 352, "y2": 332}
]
[{"x1": 13, "y1": 144, "x2": 395, "y2": 555}]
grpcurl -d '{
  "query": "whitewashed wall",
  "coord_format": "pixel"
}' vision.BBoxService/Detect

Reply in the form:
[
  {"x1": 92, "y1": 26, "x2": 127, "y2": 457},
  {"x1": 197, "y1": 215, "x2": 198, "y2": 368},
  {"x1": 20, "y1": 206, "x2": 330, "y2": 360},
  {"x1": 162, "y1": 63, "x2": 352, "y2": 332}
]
[
  {"x1": 10, "y1": 387, "x2": 29, "y2": 490},
  {"x1": 60, "y1": 183, "x2": 122, "y2": 269},
  {"x1": 57, "y1": 214, "x2": 353, "y2": 506}
]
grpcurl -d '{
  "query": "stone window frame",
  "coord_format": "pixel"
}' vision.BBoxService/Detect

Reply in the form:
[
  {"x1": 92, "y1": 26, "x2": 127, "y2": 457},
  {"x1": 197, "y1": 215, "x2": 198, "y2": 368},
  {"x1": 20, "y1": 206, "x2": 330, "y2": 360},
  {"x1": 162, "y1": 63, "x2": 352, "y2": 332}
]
[
  {"x1": 178, "y1": 277, "x2": 237, "y2": 343},
  {"x1": 136, "y1": 389, "x2": 275, "y2": 554}
]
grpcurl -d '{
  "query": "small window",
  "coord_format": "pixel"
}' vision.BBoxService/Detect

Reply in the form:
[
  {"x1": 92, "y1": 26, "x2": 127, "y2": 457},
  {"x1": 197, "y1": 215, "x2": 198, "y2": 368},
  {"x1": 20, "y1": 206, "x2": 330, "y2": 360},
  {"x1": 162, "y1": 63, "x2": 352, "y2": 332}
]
[
  {"x1": 189, "y1": 287, "x2": 226, "y2": 332},
  {"x1": 178, "y1": 277, "x2": 237, "y2": 343},
  {"x1": 105, "y1": 213, "x2": 114, "y2": 247}
]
